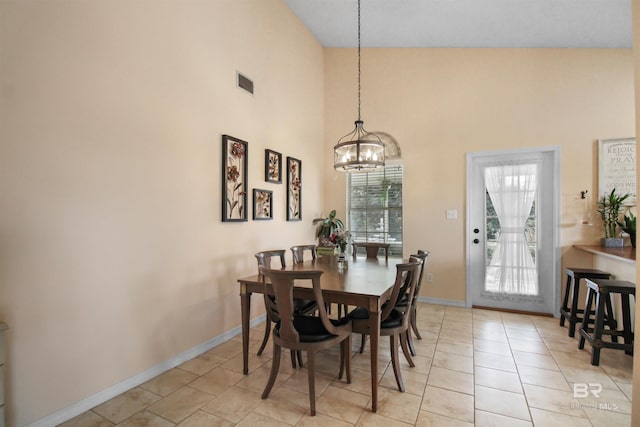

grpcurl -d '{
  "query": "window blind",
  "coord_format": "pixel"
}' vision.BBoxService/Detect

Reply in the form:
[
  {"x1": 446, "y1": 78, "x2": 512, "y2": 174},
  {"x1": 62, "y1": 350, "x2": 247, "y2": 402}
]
[{"x1": 347, "y1": 165, "x2": 403, "y2": 256}]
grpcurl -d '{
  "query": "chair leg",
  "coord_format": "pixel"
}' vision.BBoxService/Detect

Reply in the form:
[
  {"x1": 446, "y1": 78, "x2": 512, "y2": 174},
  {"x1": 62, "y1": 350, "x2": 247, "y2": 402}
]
[
  {"x1": 406, "y1": 329, "x2": 416, "y2": 357},
  {"x1": 604, "y1": 294, "x2": 618, "y2": 343},
  {"x1": 560, "y1": 273, "x2": 572, "y2": 326},
  {"x1": 622, "y1": 294, "x2": 634, "y2": 355},
  {"x1": 257, "y1": 318, "x2": 271, "y2": 356},
  {"x1": 390, "y1": 335, "x2": 405, "y2": 392},
  {"x1": 262, "y1": 343, "x2": 281, "y2": 399},
  {"x1": 590, "y1": 292, "x2": 606, "y2": 365},
  {"x1": 289, "y1": 350, "x2": 304, "y2": 368},
  {"x1": 338, "y1": 340, "x2": 345, "y2": 380},
  {"x1": 410, "y1": 306, "x2": 422, "y2": 340},
  {"x1": 359, "y1": 333, "x2": 367, "y2": 354},
  {"x1": 307, "y1": 350, "x2": 316, "y2": 416},
  {"x1": 400, "y1": 331, "x2": 415, "y2": 367},
  {"x1": 579, "y1": 288, "x2": 594, "y2": 350},
  {"x1": 345, "y1": 335, "x2": 352, "y2": 384}
]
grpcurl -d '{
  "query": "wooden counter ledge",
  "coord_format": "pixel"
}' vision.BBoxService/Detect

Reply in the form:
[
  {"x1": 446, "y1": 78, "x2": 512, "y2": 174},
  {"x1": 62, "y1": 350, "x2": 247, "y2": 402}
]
[{"x1": 573, "y1": 245, "x2": 636, "y2": 265}]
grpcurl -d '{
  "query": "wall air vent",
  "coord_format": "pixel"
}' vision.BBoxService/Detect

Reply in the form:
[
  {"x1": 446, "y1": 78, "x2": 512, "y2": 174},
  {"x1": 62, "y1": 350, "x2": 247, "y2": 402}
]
[{"x1": 237, "y1": 72, "x2": 254, "y2": 95}]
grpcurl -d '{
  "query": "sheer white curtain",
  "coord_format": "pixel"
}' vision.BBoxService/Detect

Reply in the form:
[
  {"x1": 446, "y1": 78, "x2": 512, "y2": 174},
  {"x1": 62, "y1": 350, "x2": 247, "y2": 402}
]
[{"x1": 484, "y1": 163, "x2": 538, "y2": 296}]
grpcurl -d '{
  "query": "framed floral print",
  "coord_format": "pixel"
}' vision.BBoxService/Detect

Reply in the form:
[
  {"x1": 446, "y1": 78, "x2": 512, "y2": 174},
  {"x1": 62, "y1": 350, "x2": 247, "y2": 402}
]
[
  {"x1": 286, "y1": 156, "x2": 301, "y2": 221},
  {"x1": 222, "y1": 134, "x2": 248, "y2": 222},
  {"x1": 253, "y1": 189, "x2": 273, "y2": 220},
  {"x1": 265, "y1": 149, "x2": 282, "y2": 183}
]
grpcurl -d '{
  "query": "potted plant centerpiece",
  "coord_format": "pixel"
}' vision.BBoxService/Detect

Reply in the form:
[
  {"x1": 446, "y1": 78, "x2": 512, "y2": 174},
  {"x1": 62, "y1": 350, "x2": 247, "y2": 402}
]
[
  {"x1": 597, "y1": 188, "x2": 631, "y2": 247},
  {"x1": 312, "y1": 210, "x2": 344, "y2": 247},
  {"x1": 618, "y1": 211, "x2": 636, "y2": 248}
]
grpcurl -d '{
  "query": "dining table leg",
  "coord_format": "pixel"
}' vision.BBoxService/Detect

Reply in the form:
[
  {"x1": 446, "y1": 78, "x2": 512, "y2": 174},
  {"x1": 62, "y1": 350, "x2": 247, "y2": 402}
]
[
  {"x1": 368, "y1": 300, "x2": 381, "y2": 412},
  {"x1": 240, "y1": 285, "x2": 251, "y2": 375}
]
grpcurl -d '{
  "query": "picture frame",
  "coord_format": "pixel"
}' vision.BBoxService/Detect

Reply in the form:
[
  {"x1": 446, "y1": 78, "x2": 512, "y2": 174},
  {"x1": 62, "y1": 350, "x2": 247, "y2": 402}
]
[
  {"x1": 286, "y1": 156, "x2": 302, "y2": 221},
  {"x1": 222, "y1": 134, "x2": 248, "y2": 222},
  {"x1": 598, "y1": 137, "x2": 636, "y2": 204},
  {"x1": 253, "y1": 189, "x2": 273, "y2": 220},
  {"x1": 265, "y1": 149, "x2": 282, "y2": 183}
]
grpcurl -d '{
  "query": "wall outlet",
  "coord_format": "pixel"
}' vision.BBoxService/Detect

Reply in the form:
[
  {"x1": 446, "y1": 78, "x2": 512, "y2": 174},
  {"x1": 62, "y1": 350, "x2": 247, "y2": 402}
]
[
  {"x1": 446, "y1": 209, "x2": 457, "y2": 220},
  {"x1": 426, "y1": 272, "x2": 433, "y2": 283}
]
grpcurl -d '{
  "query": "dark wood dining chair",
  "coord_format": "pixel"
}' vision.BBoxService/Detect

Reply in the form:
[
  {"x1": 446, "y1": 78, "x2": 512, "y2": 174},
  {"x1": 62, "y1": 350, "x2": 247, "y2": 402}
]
[
  {"x1": 258, "y1": 266, "x2": 352, "y2": 416},
  {"x1": 290, "y1": 245, "x2": 317, "y2": 264},
  {"x1": 348, "y1": 257, "x2": 422, "y2": 392},
  {"x1": 254, "y1": 250, "x2": 317, "y2": 368},
  {"x1": 291, "y1": 244, "x2": 350, "y2": 317},
  {"x1": 395, "y1": 250, "x2": 429, "y2": 356},
  {"x1": 352, "y1": 242, "x2": 390, "y2": 262}
]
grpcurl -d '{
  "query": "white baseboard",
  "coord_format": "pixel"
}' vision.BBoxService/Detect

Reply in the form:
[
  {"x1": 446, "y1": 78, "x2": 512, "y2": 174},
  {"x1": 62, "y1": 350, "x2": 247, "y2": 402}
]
[
  {"x1": 417, "y1": 296, "x2": 467, "y2": 308},
  {"x1": 28, "y1": 315, "x2": 267, "y2": 427}
]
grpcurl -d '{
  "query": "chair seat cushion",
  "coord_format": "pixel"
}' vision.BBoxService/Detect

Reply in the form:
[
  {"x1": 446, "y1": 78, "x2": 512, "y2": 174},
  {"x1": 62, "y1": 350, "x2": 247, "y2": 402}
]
[
  {"x1": 348, "y1": 307, "x2": 404, "y2": 328},
  {"x1": 275, "y1": 315, "x2": 349, "y2": 343},
  {"x1": 349, "y1": 306, "x2": 370, "y2": 319},
  {"x1": 395, "y1": 294, "x2": 408, "y2": 307},
  {"x1": 294, "y1": 299, "x2": 318, "y2": 314}
]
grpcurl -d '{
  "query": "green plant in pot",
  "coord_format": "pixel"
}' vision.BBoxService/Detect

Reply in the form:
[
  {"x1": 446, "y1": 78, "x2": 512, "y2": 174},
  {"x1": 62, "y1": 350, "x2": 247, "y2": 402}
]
[
  {"x1": 597, "y1": 188, "x2": 630, "y2": 247},
  {"x1": 618, "y1": 211, "x2": 636, "y2": 248},
  {"x1": 312, "y1": 210, "x2": 344, "y2": 247}
]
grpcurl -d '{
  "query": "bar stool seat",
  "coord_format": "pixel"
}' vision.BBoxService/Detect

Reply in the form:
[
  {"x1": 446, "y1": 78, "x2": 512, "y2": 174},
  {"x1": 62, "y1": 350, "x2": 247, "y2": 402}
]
[
  {"x1": 559, "y1": 268, "x2": 611, "y2": 337},
  {"x1": 578, "y1": 278, "x2": 635, "y2": 366}
]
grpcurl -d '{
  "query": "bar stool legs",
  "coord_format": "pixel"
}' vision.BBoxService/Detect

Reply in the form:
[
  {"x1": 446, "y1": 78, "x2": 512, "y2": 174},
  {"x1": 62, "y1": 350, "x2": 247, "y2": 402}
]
[
  {"x1": 578, "y1": 278, "x2": 635, "y2": 366},
  {"x1": 559, "y1": 268, "x2": 611, "y2": 337}
]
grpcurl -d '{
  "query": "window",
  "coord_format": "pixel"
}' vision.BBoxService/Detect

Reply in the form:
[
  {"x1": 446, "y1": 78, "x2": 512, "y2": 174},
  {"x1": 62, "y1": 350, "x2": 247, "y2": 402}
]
[{"x1": 347, "y1": 165, "x2": 403, "y2": 256}]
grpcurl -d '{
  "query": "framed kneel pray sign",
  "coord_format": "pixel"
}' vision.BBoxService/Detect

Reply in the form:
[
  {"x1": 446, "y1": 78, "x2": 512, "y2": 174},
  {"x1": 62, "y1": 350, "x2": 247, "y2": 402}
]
[{"x1": 598, "y1": 137, "x2": 636, "y2": 204}]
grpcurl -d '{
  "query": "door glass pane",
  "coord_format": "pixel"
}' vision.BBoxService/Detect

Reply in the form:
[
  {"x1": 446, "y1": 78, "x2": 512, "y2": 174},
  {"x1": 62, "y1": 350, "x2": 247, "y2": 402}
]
[
  {"x1": 485, "y1": 191, "x2": 499, "y2": 264},
  {"x1": 483, "y1": 163, "x2": 539, "y2": 296}
]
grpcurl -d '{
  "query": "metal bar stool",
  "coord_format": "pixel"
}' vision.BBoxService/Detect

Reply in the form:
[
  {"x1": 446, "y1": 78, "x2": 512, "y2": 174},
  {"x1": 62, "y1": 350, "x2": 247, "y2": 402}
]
[
  {"x1": 578, "y1": 278, "x2": 635, "y2": 366},
  {"x1": 559, "y1": 268, "x2": 611, "y2": 337}
]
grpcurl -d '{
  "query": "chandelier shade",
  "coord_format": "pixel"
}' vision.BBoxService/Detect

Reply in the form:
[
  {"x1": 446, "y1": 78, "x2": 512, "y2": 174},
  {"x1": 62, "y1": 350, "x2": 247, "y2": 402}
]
[
  {"x1": 333, "y1": 0, "x2": 386, "y2": 173},
  {"x1": 334, "y1": 120, "x2": 385, "y2": 172}
]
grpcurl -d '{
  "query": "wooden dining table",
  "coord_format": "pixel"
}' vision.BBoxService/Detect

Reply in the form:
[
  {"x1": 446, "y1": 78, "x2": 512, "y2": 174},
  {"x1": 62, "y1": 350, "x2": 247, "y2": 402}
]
[{"x1": 237, "y1": 255, "x2": 400, "y2": 412}]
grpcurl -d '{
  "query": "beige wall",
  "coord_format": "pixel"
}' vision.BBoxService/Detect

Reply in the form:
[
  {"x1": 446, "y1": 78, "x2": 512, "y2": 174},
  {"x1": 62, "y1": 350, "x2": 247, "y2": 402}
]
[
  {"x1": 1, "y1": 1, "x2": 638, "y2": 424},
  {"x1": 0, "y1": 1, "x2": 324, "y2": 425},
  {"x1": 324, "y1": 48, "x2": 635, "y2": 303}
]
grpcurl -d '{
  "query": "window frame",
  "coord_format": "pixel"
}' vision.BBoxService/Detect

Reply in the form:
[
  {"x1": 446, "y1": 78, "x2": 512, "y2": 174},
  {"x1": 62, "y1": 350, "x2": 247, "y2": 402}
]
[{"x1": 346, "y1": 165, "x2": 404, "y2": 257}]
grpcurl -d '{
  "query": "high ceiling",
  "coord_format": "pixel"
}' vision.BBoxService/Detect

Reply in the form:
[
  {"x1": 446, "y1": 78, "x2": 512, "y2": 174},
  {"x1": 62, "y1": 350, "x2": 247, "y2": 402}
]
[{"x1": 284, "y1": 0, "x2": 632, "y2": 48}]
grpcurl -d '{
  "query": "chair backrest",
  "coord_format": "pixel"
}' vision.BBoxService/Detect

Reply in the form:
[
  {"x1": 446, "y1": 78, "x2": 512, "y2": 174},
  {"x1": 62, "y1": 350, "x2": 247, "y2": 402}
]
[
  {"x1": 407, "y1": 250, "x2": 430, "y2": 306},
  {"x1": 290, "y1": 245, "x2": 317, "y2": 264},
  {"x1": 381, "y1": 257, "x2": 422, "y2": 323},
  {"x1": 255, "y1": 251, "x2": 287, "y2": 323},
  {"x1": 352, "y1": 242, "x2": 390, "y2": 261},
  {"x1": 412, "y1": 250, "x2": 430, "y2": 291},
  {"x1": 255, "y1": 250, "x2": 286, "y2": 269},
  {"x1": 258, "y1": 267, "x2": 338, "y2": 343}
]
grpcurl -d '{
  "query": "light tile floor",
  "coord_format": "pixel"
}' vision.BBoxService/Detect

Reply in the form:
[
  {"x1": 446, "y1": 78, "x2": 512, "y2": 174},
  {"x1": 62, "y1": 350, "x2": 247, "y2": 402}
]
[{"x1": 60, "y1": 304, "x2": 633, "y2": 426}]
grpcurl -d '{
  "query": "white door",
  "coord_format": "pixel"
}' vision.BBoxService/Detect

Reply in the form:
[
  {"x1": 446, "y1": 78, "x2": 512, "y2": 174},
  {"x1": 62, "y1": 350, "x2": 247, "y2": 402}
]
[{"x1": 466, "y1": 147, "x2": 560, "y2": 315}]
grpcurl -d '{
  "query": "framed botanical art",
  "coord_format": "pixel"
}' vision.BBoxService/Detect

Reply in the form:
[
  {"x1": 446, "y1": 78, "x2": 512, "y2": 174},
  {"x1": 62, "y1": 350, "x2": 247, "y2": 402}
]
[
  {"x1": 286, "y1": 156, "x2": 302, "y2": 221},
  {"x1": 253, "y1": 189, "x2": 273, "y2": 220},
  {"x1": 265, "y1": 149, "x2": 282, "y2": 183},
  {"x1": 222, "y1": 134, "x2": 248, "y2": 222}
]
